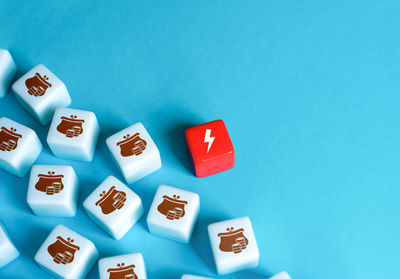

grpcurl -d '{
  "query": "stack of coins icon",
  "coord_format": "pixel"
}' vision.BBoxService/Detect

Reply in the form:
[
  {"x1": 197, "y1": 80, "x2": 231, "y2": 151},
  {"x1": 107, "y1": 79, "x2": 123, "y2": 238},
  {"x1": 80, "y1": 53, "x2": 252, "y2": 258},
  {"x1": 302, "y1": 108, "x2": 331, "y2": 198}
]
[
  {"x1": 65, "y1": 129, "x2": 75, "y2": 138},
  {"x1": 0, "y1": 141, "x2": 8, "y2": 151},
  {"x1": 72, "y1": 126, "x2": 81, "y2": 136},
  {"x1": 0, "y1": 140, "x2": 16, "y2": 151},
  {"x1": 53, "y1": 252, "x2": 72, "y2": 264},
  {"x1": 232, "y1": 243, "x2": 243, "y2": 254},
  {"x1": 113, "y1": 192, "x2": 126, "y2": 210},
  {"x1": 236, "y1": 237, "x2": 247, "y2": 250},
  {"x1": 53, "y1": 252, "x2": 63, "y2": 263},
  {"x1": 53, "y1": 182, "x2": 62, "y2": 193},
  {"x1": 174, "y1": 207, "x2": 184, "y2": 219},
  {"x1": 65, "y1": 126, "x2": 81, "y2": 138},
  {"x1": 46, "y1": 186, "x2": 55, "y2": 195},
  {"x1": 7, "y1": 140, "x2": 16, "y2": 151},
  {"x1": 166, "y1": 210, "x2": 176, "y2": 220}
]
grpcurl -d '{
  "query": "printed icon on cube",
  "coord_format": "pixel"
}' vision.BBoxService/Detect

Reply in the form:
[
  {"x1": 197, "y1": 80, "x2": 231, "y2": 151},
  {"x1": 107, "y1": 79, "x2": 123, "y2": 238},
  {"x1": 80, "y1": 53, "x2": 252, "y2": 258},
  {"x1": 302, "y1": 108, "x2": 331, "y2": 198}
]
[
  {"x1": 0, "y1": 49, "x2": 16, "y2": 98},
  {"x1": 27, "y1": 165, "x2": 79, "y2": 217},
  {"x1": 35, "y1": 171, "x2": 64, "y2": 195},
  {"x1": 48, "y1": 236, "x2": 80, "y2": 265},
  {"x1": 99, "y1": 253, "x2": 147, "y2": 279},
  {"x1": 0, "y1": 117, "x2": 42, "y2": 177},
  {"x1": 83, "y1": 176, "x2": 144, "y2": 240},
  {"x1": 106, "y1": 122, "x2": 161, "y2": 183},
  {"x1": 0, "y1": 126, "x2": 21, "y2": 151},
  {"x1": 96, "y1": 186, "x2": 126, "y2": 215},
  {"x1": 147, "y1": 185, "x2": 200, "y2": 243},
  {"x1": 35, "y1": 224, "x2": 98, "y2": 279},
  {"x1": 12, "y1": 64, "x2": 71, "y2": 124},
  {"x1": 181, "y1": 275, "x2": 213, "y2": 279},
  {"x1": 0, "y1": 223, "x2": 19, "y2": 268},
  {"x1": 208, "y1": 217, "x2": 259, "y2": 275},
  {"x1": 270, "y1": 271, "x2": 292, "y2": 279},
  {"x1": 47, "y1": 108, "x2": 100, "y2": 162},
  {"x1": 118, "y1": 132, "x2": 147, "y2": 157},
  {"x1": 57, "y1": 115, "x2": 84, "y2": 138},
  {"x1": 185, "y1": 120, "x2": 234, "y2": 178},
  {"x1": 158, "y1": 194, "x2": 187, "y2": 220},
  {"x1": 25, "y1": 72, "x2": 52, "y2": 96},
  {"x1": 218, "y1": 227, "x2": 248, "y2": 254}
]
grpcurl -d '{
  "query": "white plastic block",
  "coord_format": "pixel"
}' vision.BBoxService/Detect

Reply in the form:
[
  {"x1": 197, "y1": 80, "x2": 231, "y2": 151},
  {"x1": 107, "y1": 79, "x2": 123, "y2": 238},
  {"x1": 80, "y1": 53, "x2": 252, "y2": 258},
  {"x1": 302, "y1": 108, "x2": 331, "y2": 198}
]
[
  {"x1": 270, "y1": 271, "x2": 292, "y2": 279},
  {"x1": 0, "y1": 117, "x2": 42, "y2": 177},
  {"x1": 34, "y1": 224, "x2": 98, "y2": 279},
  {"x1": 0, "y1": 223, "x2": 19, "y2": 268},
  {"x1": 208, "y1": 217, "x2": 259, "y2": 275},
  {"x1": 147, "y1": 185, "x2": 200, "y2": 243},
  {"x1": 98, "y1": 253, "x2": 147, "y2": 279},
  {"x1": 12, "y1": 64, "x2": 71, "y2": 124},
  {"x1": 47, "y1": 108, "x2": 100, "y2": 162},
  {"x1": 106, "y1": 122, "x2": 161, "y2": 183},
  {"x1": 0, "y1": 49, "x2": 16, "y2": 98},
  {"x1": 83, "y1": 176, "x2": 144, "y2": 239},
  {"x1": 27, "y1": 165, "x2": 79, "y2": 217}
]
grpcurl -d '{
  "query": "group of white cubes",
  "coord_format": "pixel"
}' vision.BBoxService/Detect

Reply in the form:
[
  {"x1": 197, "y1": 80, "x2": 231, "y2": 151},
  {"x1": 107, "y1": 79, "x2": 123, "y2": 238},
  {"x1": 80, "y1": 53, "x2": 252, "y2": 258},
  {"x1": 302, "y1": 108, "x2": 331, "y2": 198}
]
[{"x1": 0, "y1": 49, "x2": 291, "y2": 278}]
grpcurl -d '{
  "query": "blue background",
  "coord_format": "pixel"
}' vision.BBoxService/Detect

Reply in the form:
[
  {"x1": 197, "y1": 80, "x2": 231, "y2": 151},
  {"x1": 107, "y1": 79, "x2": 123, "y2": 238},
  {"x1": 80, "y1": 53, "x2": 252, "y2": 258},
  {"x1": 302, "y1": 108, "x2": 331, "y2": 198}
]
[{"x1": 0, "y1": 1, "x2": 399, "y2": 278}]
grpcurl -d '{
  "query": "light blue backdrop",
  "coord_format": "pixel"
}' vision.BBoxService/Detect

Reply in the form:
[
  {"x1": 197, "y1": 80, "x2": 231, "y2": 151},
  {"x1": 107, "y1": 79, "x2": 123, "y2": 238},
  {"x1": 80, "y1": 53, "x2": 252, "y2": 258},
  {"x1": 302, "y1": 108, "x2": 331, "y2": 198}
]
[{"x1": 0, "y1": 1, "x2": 399, "y2": 278}]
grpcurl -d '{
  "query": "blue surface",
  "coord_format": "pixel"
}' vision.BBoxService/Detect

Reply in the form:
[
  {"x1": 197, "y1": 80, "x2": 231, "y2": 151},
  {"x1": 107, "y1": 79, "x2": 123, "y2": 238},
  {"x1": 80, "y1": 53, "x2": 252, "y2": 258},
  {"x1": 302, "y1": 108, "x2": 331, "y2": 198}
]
[{"x1": 0, "y1": 1, "x2": 399, "y2": 278}]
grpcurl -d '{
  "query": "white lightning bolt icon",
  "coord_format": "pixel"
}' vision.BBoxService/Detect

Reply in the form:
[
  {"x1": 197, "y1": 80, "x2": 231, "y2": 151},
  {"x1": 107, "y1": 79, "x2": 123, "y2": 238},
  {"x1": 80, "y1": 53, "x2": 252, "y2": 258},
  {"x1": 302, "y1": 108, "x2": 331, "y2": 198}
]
[{"x1": 204, "y1": 129, "x2": 215, "y2": 153}]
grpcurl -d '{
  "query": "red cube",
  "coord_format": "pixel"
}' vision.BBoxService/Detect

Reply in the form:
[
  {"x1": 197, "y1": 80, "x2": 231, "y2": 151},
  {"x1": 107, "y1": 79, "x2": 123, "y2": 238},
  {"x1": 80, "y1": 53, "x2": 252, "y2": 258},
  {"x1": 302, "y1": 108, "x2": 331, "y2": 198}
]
[{"x1": 185, "y1": 120, "x2": 235, "y2": 177}]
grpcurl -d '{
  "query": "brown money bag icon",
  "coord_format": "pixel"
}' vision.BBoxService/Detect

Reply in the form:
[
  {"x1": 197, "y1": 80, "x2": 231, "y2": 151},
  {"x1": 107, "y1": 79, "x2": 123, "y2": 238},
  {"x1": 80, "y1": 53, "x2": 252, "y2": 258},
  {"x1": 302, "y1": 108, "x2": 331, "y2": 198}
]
[
  {"x1": 47, "y1": 236, "x2": 80, "y2": 265},
  {"x1": 107, "y1": 262, "x2": 138, "y2": 279},
  {"x1": 57, "y1": 115, "x2": 85, "y2": 138},
  {"x1": 25, "y1": 72, "x2": 52, "y2": 97},
  {"x1": 35, "y1": 171, "x2": 64, "y2": 195},
  {"x1": 218, "y1": 227, "x2": 249, "y2": 253},
  {"x1": 0, "y1": 127, "x2": 21, "y2": 152},
  {"x1": 117, "y1": 133, "x2": 147, "y2": 157},
  {"x1": 95, "y1": 186, "x2": 127, "y2": 215},
  {"x1": 157, "y1": 195, "x2": 187, "y2": 220}
]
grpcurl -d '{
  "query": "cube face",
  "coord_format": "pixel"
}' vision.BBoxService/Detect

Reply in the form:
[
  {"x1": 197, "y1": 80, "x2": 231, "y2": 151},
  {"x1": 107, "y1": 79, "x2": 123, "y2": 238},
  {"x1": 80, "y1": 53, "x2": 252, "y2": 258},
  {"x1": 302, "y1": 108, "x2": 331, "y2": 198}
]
[
  {"x1": 0, "y1": 117, "x2": 42, "y2": 177},
  {"x1": 47, "y1": 108, "x2": 100, "y2": 162},
  {"x1": 98, "y1": 253, "x2": 147, "y2": 279},
  {"x1": 182, "y1": 275, "x2": 213, "y2": 279},
  {"x1": 83, "y1": 176, "x2": 144, "y2": 240},
  {"x1": 147, "y1": 185, "x2": 200, "y2": 243},
  {"x1": 185, "y1": 120, "x2": 234, "y2": 178},
  {"x1": 271, "y1": 271, "x2": 292, "y2": 279},
  {"x1": 0, "y1": 223, "x2": 19, "y2": 268},
  {"x1": 106, "y1": 122, "x2": 161, "y2": 183},
  {"x1": 12, "y1": 64, "x2": 71, "y2": 124},
  {"x1": 0, "y1": 49, "x2": 16, "y2": 98},
  {"x1": 27, "y1": 165, "x2": 79, "y2": 217},
  {"x1": 34, "y1": 224, "x2": 98, "y2": 279},
  {"x1": 208, "y1": 217, "x2": 259, "y2": 275}
]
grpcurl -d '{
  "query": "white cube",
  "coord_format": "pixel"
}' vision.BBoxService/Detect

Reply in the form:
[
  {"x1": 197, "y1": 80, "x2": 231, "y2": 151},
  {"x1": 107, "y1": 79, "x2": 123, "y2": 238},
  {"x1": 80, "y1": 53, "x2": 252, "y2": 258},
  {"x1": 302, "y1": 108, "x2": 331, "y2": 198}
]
[
  {"x1": 12, "y1": 64, "x2": 71, "y2": 124},
  {"x1": 182, "y1": 275, "x2": 213, "y2": 279},
  {"x1": 208, "y1": 217, "x2": 259, "y2": 275},
  {"x1": 270, "y1": 271, "x2": 292, "y2": 279},
  {"x1": 27, "y1": 165, "x2": 79, "y2": 217},
  {"x1": 147, "y1": 185, "x2": 200, "y2": 243},
  {"x1": 35, "y1": 224, "x2": 98, "y2": 279},
  {"x1": 0, "y1": 117, "x2": 42, "y2": 177},
  {"x1": 0, "y1": 49, "x2": 16, "y2": 98},
  {"x1": 47, "y1": 107, "x2": 100, "y2": 162},
  {"x1": 98, "y1": 253, "x2": 147, "y2": 279},
  {"x1": 106, "y1": 122, "x2": 161, "y2": 183},
  {"x1": 0, "y1": 223, "x2": 19, "y2": 268},
  {"x1": 83, "y1": 176, "x2": 144, "y2": 240}
]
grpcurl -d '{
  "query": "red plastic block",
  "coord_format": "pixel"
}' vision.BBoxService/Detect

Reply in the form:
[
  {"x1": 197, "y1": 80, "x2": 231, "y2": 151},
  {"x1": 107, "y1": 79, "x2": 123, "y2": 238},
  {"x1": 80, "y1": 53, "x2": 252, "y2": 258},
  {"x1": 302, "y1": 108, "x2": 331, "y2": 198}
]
[{"x1": 185, "y1": 120, "x2": 234, "y2": 178}]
